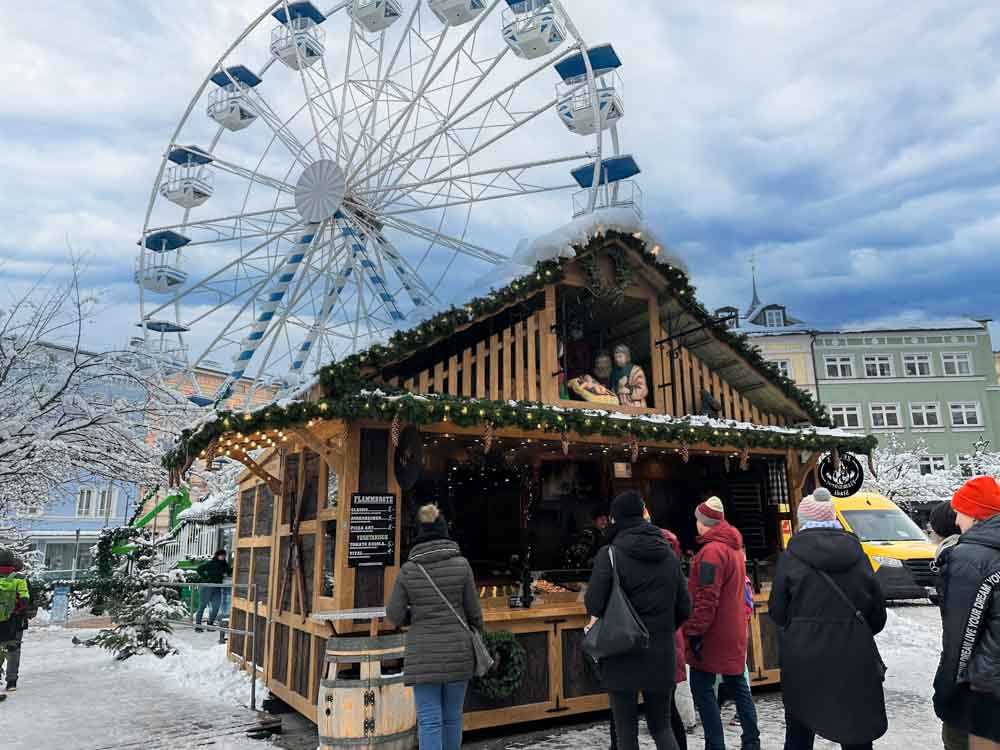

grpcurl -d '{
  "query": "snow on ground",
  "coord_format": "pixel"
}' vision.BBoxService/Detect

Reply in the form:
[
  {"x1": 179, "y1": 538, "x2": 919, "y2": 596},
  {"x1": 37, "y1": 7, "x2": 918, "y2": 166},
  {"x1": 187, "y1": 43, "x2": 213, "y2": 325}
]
[
  {"x1": 9, "y1": 605, "x2": 944, "y2": 750},
  {"x1": 7, "y1": 625, "x2": 272, "y2": 750}
]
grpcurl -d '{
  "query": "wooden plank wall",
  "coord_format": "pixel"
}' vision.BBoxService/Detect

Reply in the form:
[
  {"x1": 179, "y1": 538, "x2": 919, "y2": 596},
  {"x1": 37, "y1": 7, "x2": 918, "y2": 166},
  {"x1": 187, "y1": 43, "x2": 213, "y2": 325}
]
[
  {"x1": 394, "y1": 304, "x2": 791, "y2": 426},
  {"x1": 397, "y1": 312, "x2": 545, "y2": 405},
  {"x1": 647, "y1": 323, "x2": 788, "y2": 425}
]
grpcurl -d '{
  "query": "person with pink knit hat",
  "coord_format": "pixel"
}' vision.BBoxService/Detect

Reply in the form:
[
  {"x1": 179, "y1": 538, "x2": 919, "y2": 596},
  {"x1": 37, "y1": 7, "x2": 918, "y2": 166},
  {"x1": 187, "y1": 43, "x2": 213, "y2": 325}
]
[{"x1": 769, "y1": 487, "x2": 888, "y2": 749}]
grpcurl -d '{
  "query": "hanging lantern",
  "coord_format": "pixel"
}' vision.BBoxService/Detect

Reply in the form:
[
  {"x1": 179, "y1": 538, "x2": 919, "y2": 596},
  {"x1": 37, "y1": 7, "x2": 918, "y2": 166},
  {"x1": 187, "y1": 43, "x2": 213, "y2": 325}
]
[
  {"x1": 561, "y1": 432, "x2": 570, "y2": 456},
  {"x1": 484, "y1": 422, "x2": 495, "y2": 454},
  {"x1": 628, "y1": 435, "x2": 640, "y2": 464},
  {"x1": 740, "y1": 445, "x2": 750, "y2": 471},
  {"x1": 680, "y1": 442, "x2": 690, "y2": 464}
]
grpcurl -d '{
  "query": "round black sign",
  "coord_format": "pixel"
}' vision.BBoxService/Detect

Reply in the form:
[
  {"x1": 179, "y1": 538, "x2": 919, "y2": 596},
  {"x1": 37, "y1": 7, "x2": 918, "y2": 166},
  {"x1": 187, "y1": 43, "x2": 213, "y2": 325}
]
[{"x1": 817, "y1": 452, "x2": 865, "y2": 498}]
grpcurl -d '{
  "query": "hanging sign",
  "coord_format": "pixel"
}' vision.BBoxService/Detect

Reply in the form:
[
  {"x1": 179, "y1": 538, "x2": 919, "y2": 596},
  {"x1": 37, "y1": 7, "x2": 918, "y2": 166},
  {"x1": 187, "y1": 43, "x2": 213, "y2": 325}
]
[
  {"x1": 817, "y1": 452, "x2": 865, "y2": 498},
  {"x1": 348, "y1": 493, "x2": 397, "y2": 567}
]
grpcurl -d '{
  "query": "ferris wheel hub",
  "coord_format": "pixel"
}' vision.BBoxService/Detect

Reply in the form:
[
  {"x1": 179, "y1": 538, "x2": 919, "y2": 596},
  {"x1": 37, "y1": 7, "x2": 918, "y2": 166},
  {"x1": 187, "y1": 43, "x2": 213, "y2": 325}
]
[{"x1": 295, "y1": 158, "x2": 347, "y2": 222}]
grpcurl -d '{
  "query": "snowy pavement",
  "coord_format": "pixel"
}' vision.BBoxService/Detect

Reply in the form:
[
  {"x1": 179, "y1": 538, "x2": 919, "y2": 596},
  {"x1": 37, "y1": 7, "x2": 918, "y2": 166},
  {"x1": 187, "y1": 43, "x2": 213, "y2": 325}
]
[
  {"x1": 6, "y1": 624, "x2": 275, "y2": 750},
  {"x1": 8, "y1": 605, "x2": 943, "y2": 750}
]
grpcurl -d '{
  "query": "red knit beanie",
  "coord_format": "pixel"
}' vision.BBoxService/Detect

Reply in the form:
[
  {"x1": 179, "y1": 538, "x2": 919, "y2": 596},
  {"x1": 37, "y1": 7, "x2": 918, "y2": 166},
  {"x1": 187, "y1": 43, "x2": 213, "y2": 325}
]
[{"x1": 951, "y1": 476, "x2": 1000, "y2": 521}]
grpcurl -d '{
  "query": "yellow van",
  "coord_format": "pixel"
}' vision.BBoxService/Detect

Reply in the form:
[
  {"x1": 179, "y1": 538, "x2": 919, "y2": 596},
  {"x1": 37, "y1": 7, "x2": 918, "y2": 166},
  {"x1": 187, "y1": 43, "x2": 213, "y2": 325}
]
[{"x1": 833, "y1": 493, "x2": 938, "y2": 601}]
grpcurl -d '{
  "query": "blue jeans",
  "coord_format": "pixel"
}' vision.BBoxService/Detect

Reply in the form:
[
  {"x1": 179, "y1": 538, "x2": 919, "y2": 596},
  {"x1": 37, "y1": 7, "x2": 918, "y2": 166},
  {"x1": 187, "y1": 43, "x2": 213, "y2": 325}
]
[
  {"x1": 413, "y1": 680, "x2": 468, "y2": 750},
  {"x1": 689, "y1": 668, "x2": 760, "y2": 750},
  {"x1": 195, "y1": 587, "x2": 223, "y2": 626}
]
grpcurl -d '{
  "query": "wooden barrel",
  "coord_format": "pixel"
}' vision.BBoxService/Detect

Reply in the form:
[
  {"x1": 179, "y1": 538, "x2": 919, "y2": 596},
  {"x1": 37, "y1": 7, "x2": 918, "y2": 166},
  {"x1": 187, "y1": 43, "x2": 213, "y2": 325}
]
[{"x1": 318, "y1": 633, "x2": 416, "y2": 750}]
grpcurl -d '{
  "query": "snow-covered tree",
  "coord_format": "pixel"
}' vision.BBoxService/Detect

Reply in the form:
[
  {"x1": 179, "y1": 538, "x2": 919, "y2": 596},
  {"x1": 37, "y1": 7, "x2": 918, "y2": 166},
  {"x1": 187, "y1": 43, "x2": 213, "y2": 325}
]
[
  {"x1": 862, "y1": 432, "x2": 957, "y2": 512},
  {"x1": 89, "y1": 533, "x2": 189, "y2": 659},
  {"x1": 862, "y1": 434, "x2": 1000, "y2": 514},
  {"x1": 0, "y1": 265, "x2": 197, "y2": 519}
]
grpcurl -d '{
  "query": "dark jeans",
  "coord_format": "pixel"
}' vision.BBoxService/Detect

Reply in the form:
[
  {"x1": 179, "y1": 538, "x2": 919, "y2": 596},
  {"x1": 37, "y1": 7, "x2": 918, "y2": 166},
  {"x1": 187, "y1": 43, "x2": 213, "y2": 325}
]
[
  {"x1": 1, "y1": 626, "x2": 23, "y2": 684},
  {"x1": 195, "y1": 587, "x2": 223, "y2": 626},
  {"x1": 784, "y1": 712, "x2": 872, "y2": 750},
  {"x1": 689, "y1": 668, "x2": 760, "y2": 750},
  {"x1": 413, "y1": 680, "x2": 468, "y2": 750},
  {"x1": 609, "y1": 689, "x2": 680, "y2": 750},
  {"x1": 671, "y1": 694, "x2": 688, "y2": 750}
]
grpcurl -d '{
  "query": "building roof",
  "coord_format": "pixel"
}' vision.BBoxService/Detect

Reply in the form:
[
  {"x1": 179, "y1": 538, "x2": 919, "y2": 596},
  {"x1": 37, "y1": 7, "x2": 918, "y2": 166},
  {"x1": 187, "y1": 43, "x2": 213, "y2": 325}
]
[{"x1": 817, "y1": 318, "x2": 989, "y2": 335}]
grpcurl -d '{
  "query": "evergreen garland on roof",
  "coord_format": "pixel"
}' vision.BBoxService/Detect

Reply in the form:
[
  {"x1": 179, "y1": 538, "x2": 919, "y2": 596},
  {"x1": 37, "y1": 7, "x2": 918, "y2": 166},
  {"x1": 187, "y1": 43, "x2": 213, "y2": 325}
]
[
  {"x1": 166, "y1": 231, "x2": 836, "y2": 470},
  {"x1": 163, "y1": 390, "x2": 875, "y2": 473}
]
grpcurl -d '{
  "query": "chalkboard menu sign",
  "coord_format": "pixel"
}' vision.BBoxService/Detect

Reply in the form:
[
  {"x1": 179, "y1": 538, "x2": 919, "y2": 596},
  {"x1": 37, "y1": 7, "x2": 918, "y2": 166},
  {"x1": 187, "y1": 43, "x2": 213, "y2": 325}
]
[{"x1": 348, "y1": 493, "x2": 397, "y2": 567}]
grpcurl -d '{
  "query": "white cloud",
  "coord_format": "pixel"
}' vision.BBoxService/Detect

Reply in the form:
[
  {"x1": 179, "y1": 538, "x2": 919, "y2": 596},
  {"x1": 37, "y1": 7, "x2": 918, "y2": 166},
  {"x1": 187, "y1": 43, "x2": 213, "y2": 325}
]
[{"x1": 1, "y1": 0, "x2": 998, "y2": 358}]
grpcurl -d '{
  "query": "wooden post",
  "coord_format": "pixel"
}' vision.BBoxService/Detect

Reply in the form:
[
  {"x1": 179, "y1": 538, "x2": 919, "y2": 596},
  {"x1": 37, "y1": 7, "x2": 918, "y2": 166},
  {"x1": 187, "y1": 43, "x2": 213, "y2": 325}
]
[{"x1": 539, "y1": 286, "x2": 559, "y2": 404}]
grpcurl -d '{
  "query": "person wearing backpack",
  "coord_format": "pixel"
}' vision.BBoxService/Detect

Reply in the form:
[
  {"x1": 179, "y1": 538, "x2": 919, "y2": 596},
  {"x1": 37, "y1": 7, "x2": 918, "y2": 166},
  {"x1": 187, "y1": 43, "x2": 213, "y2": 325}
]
[
  {"x1": 0, "y1": 550, "x2": 30, "y2": 694},
  {"x1": 934, "y1": 476, "x2": 1000, "y2": 750},
  {"x1": 585, "y1": 491, "x2": 691, "y2": 750},
  {"x1": 769, "y1": 488, "x2": 888, "y2": 750},
  {"x1": 387, "y1": 505, "x2": 483, "y2": 750}
]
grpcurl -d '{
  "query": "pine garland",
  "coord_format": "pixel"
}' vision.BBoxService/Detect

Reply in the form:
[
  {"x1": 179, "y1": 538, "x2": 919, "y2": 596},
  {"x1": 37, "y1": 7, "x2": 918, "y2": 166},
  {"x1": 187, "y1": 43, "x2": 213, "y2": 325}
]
[
  {"x1": 163, "y1": 391, "x2": 876, "y2": 473},
  {"x1": 473, "y1": 630, "x2": 527, "y2": 701},
  {"x1": 166, "y1": 231, "x2": 846, "y2": 469}
]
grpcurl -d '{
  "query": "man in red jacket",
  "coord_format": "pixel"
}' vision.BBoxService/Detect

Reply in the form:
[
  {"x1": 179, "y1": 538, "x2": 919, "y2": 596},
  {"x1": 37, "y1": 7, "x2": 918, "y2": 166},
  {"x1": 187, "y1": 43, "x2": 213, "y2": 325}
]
[{"x1": 684, "y1": 497, "x2": 760, "y2": 750}]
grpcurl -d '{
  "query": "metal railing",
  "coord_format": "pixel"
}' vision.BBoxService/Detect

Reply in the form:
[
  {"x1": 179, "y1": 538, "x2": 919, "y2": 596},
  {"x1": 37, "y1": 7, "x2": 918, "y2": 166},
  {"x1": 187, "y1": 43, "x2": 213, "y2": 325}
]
[{"x1": 152, "y1": 581, "x2": 265, "y2": 712}]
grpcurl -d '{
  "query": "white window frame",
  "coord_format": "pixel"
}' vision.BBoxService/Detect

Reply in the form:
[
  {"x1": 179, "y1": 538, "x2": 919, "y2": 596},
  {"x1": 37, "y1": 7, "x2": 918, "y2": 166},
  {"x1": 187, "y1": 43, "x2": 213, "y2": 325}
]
[
  {"x1": 869, "y1": 402, "x2": 902, "y2": 429},
  {"x1": 824, "y1": 355, "x2": 854, "y2": 379},
  {"x1": 96, "y1": 486, "x2": 117, "y2": 519},
  {"x1": 919, "y1": 455, "x2": 948, "y2": 475},
  {"x1": 909, "y1": 401, "x2": 942, "y2": 428},
  {"x1": 764, "y1": 309, "x2": 785, "y2": 327},
  {"x1": 902, "y1": 353, "x2": 932, "y2": 377},
  {"x1": 829, "y1": 403, "x2": 863, "y2": 429},
  {"x1": 772, "y1": 359, "x2": 792, "y2": 379},
  {"x1": 863, "y1": 353, "x2": 894, "y2": 378},
  {"x1": 958, "y1": 454, "x2": 974, "y2": 477},
  {"x1": 76, "y1": 487, "x2": 96, "y2": 517},
  {"x1": 949, "y1": 401, "x2": 983, "y2": 427},
  {"x1": 941, "y1": 351, "x2": 973, "y2": 376}
]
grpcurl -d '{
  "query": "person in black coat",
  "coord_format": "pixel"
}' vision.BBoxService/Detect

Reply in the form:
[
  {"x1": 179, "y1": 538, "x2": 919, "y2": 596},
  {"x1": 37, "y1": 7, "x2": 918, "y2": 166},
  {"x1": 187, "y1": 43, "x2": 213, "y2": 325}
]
[
  {"x1": 934, "y1": 476, "x2": 1000, "y2": 749},
  {"x1": 768, "y1": 490, "x2": 888, "y2": 750},
  {"x1": 585, "y1": 491, "x2": 691, "y2": 750}
]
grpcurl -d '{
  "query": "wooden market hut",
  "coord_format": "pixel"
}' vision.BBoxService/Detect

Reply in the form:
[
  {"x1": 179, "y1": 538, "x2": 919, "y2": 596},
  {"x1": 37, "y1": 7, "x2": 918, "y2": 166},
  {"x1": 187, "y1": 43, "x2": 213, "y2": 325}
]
[{"x1": 165, "y1": 230, "x2": 876, "y2": 733}]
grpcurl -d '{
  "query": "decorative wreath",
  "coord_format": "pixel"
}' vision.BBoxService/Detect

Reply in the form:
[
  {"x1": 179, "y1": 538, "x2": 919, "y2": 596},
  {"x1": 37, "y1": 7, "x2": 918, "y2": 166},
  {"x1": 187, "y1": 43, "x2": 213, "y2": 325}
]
[{"x1": 472, "y1": 630, "x2": 527, "y2": 701}]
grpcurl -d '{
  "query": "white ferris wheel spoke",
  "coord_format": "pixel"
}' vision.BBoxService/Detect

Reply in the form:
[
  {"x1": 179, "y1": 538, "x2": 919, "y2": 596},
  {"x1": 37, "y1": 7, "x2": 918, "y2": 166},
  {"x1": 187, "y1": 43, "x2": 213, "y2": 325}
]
[{"x1": 139, "y1": 0, "x2": 624, "y2": 400}]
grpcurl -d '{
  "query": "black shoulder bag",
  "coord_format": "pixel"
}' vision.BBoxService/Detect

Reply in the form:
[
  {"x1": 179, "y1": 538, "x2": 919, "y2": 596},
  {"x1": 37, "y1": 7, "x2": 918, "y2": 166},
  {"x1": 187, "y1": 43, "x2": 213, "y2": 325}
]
[
  {"x1": 581, "y1": 547, "x2": 650, "y2": 663},
  {"x1": 791, "y1": 553, "x2": 887, "y2": 681}
]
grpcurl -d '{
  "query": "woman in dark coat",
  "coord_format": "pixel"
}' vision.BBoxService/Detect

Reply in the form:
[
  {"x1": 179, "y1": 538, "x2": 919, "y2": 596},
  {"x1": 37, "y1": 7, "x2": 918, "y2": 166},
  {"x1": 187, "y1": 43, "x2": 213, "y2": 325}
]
[
  {"x1": 387, "y1": 505, "x2": 483, "y2": 750},
  {"x1": 768, "y1": 489, "x2": 887, "y2": 750},
  {"x1": 934, "y1": 476, "x2": 1000, "y2": 750},
  {"x1": 585, "y1": 491, "x2": 691, "y2": 750}
]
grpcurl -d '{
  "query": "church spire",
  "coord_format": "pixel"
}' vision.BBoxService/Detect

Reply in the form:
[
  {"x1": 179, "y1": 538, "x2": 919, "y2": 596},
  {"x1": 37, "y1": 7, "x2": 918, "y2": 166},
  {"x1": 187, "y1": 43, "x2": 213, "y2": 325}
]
[{"x1": 746, "y1": 253, "x2": 762, "y2": 316}]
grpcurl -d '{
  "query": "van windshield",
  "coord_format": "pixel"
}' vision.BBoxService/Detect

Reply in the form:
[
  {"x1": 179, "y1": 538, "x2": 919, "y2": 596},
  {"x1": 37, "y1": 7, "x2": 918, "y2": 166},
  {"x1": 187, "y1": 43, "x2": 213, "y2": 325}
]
[{"x1": 841, "y1": 509, "x2": 927, "y2": 542}]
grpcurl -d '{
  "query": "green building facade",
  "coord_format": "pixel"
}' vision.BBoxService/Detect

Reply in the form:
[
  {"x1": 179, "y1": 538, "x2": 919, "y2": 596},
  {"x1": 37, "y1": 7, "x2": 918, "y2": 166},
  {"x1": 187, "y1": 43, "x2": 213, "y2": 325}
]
[{"x1": 813, "y1": 321, "x2": 1000, "y2": 475}]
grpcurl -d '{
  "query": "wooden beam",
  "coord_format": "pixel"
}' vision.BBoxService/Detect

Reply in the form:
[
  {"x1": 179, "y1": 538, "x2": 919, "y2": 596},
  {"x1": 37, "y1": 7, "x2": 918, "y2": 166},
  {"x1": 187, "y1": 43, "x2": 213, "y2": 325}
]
[{"x1": 230, "y1": 450, "x2": 281, "y2": 495}]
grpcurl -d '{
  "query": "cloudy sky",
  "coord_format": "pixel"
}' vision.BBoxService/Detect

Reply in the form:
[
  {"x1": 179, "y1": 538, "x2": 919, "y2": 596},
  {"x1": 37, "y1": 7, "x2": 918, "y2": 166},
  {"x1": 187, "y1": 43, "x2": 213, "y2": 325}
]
[{"x1": 2, "y1": 0, "x2": 998, "y2": 359}]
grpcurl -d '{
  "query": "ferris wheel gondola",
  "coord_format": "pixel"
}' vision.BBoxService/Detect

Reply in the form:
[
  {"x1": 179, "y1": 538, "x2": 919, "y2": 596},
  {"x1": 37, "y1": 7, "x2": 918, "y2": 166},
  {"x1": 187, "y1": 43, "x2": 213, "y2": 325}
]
[{"x1": 136, "y1": 0, "x2": 642, "y2": 408}]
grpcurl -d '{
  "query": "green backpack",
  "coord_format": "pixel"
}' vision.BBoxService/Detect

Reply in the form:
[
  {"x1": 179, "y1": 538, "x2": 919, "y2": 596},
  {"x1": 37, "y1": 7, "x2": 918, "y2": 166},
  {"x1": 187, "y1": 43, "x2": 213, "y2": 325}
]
[{"x1": 0, "y1": 575, "x2": 23, "y2": 622}]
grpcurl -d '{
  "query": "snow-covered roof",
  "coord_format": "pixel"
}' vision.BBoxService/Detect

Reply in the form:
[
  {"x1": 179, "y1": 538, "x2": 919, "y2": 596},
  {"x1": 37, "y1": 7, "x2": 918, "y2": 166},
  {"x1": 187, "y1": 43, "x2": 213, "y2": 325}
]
[
  {"x1": 823, "y1": 317, "x2": 989, "y2": 334},
  {"x1": 743, "y1": 322, "x2": 814, "y2": 337},
  {"x1": 469, "y1": 208, "x2": 684, "y2": 294}
]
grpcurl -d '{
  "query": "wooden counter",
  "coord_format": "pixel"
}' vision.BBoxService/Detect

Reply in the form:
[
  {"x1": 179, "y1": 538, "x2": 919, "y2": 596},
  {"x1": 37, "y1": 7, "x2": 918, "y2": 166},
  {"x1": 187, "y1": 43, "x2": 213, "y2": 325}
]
[{"x1": 465, "y1": 598, "x2": 603, "y2": 731}]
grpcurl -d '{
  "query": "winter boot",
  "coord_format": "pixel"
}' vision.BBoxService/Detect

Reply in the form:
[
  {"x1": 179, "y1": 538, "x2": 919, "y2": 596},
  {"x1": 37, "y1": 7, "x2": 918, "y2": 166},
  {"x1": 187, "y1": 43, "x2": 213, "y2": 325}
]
[{"x1": 5, "y1": 680, "x2": 15, "y2": 692}]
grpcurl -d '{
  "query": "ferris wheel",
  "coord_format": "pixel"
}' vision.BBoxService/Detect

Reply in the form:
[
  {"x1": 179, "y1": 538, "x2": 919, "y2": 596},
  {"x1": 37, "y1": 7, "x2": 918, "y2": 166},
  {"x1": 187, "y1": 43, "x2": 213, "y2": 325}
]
[{"x1": 136, "y1": 0, "x2": 642, "y2": 408}]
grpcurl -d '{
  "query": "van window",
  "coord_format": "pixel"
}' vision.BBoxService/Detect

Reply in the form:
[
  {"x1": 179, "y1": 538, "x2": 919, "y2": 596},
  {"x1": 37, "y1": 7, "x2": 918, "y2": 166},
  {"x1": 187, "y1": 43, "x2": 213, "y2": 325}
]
[{"x1": 842, "y1": 509, "x2": 926, "y2": 542}]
